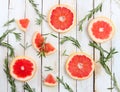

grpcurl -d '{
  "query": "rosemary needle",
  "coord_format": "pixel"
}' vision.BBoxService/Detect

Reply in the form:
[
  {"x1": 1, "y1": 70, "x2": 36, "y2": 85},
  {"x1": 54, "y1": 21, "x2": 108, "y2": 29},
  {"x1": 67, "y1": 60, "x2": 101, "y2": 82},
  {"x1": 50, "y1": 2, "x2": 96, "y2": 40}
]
[
  {"x1": 57, "y1": 77, "x2": 73, "y2": 92},
  {"x1": 78, "y1": 2, "x2": 102, "y2": 31},
  {"x1": 4, "y1": 58, "x2": 16, "y2": 92},
  {"x1": 24, "y1": 82, "x2": 35, "y2": 92},
  {"x1": 28, "y1": 0, "x2": 46, "y2": 25},
  {"x1": 89, "y1": 41, "x2": 120, "y2": 91}
]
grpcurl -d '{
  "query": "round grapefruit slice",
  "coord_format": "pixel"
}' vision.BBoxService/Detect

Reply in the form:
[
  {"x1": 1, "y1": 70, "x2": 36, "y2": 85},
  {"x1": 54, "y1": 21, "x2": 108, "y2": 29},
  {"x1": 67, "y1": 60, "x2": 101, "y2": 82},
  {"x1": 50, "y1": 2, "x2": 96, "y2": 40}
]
[
  {"x1": 44, "y1": 74, "x2": 57, "y2": 86},
  {"x1": 48, "y1": 5, "x2": 75, "y2": 33},
  {"x1": 66, "y1": 52, "x2": 94, "y2": 80},
  {"x1": 32, "y1": 31, "x2": 56, "y2": 55},
  {"x1": 16, "y1": 18, "x2": 30, "y2": 32},
  {"x1": 88, "y1": 17, "x2": 115, "y2": 43},
  {"x1": 10, "y1": 56, "x2": 37, "y2": 81}
]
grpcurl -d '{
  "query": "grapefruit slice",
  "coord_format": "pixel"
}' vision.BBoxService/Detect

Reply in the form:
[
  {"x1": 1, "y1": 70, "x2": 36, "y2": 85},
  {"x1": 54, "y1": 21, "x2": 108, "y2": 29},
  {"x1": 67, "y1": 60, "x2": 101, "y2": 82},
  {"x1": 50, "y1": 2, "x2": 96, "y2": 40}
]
[
  {"x1": 48, "y1": 5, "x2": 75, "y2": 33},
  {"x1": 10, "y1": 56, "x2": 37, "y2": 81},
  {"x1": 32, "y1": 31, "x2": 56, "y2": 55},
  {"x1": 66, "y1": 52, "x2": 94, "y2": 80},
  {"x1": 44, "y1": 74, "x2": 57, "y2": 86},
  {"x1": 88, "y1": 17, "x2": 115, "y2": 43},
  {"x1": 16, "y1": 18, "x2": 30, "y2": 31}
]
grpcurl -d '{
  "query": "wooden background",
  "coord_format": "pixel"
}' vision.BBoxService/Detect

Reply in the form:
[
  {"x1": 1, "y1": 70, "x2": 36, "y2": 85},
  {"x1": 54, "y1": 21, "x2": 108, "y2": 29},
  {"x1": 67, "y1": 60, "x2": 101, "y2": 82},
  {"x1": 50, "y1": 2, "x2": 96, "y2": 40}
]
[{"x1": 0, "y1": 0, "x2": 120, "y2": 92}]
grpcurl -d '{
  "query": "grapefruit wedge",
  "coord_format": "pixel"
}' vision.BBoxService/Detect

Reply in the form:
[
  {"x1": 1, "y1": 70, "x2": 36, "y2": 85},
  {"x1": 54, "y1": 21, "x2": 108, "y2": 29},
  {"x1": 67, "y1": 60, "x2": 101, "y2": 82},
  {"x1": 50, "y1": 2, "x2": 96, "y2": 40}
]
[
  {"x1": 66, "y1": 52, "x2": 94, "y2": 80},
  {"x1": 32, "y1": 31, "x2": 56, "y2": 55},
  {"x1": 10, "y1": 56, "x2": 37, "y2": 81},
  {"x1": 16, "y1": 18, "x2": 30, "y2": 32},
  {"x1": 48, "y1": 5, "x2": 75, "y2": 33},
  {"x1": 44, "y1": 74, "x2": 57, "y2": 86},
  {"x1": 88, "y1": 17, "x2": 115, "y2": 43}
]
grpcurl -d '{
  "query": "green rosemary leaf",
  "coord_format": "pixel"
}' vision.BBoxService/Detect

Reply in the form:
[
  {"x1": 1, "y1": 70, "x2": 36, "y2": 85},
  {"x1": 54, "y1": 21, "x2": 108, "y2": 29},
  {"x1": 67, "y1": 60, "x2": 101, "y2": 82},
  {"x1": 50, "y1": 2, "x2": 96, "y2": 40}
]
[
  {"x1": 20, "y1": 42, "x2": 32, "y2": 50},
  {"x1": 89, "y1": 41, "x2": 120, "y2": 92},
  {"x1": 61, "y1": 36, "x2": 81, "y2": 50},
  {"x1": 12, "y1": 32, "x2": 21, "y2": 41},
  {"x1": 24, "y1": 82, "x2": 35, "y2": 92},
  {"x1": 1, "y1": 42, "x2": 15, "y2": 57},
  {"x1": 62, "y1": 49, "x2": 69, "y2": 56},
  {"x1": 112, "y1": 74, "x2": 120, "y2": 92},
  {"x1": 28, "y1": 0, "x2": 46, "y2": 25},
  {"x1": 4, "y1": 58, "x2": 16, "y2": 92},
  {"x1": 3, "y1": 18, "x2": 15, "y2": 27},
  {"x1": 57, "y1": 77, "x2": 73, "y2": 92},
  {"x1": 78, "y1": 2, "x2": 103, "y2": 31},
  {"x1": 37, "y1": 50, "x2": 46, "y2": 58},
  {"x1": 50, "y1": 34, "x2": 58, "y2": 38},
  {"x1": 0, "y1": 28, "x2": 16, "y2": 42},
  {"x1": 44, "y1": 66, "x2": 53, "y2": 71}
]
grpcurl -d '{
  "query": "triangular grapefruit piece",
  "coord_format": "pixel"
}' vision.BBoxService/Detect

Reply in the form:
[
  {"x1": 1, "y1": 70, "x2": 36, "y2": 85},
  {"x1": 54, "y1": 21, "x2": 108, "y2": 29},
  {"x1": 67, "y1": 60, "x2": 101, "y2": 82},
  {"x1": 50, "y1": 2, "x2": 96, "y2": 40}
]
[
  {"x1": 16, "y1": 18, "x2": 30, "y2": 32},
  {"x1": 44, "y1": 74, "x2": 57, "y2": 86}
]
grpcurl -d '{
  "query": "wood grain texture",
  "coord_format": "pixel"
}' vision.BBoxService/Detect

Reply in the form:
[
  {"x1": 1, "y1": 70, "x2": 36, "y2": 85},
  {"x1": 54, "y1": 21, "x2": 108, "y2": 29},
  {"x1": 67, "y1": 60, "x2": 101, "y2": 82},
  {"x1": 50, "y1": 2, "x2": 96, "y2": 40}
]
[{"x1": 0, "y1": 0, "x2": 120, "y2": 92}]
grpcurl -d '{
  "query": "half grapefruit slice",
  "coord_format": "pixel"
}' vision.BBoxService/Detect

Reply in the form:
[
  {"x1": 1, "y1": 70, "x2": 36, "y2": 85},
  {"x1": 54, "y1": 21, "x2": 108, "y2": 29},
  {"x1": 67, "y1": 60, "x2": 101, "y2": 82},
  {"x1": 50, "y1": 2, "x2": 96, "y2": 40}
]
[
  {"x1": 44, "y1": 74, "x2": 57, "y2": 86},
  {"x1": 32, "y1": 31, "x2": 56, "y2": 55},
  {"x1": 10, "y1": 56, "x2": 37, "y2": 81},
  {"x1": 48, "y1": 5, "x2": 75, "y2": 33},
  {"x1": 66, "y1": 52, "x2": 94, "y2": 80},
  {"x1": 16, "y1": 18, "x2": 30, "y2": 32},
  {"x1": 88, "y1": 17, "x2": 115, "y2": 43}
]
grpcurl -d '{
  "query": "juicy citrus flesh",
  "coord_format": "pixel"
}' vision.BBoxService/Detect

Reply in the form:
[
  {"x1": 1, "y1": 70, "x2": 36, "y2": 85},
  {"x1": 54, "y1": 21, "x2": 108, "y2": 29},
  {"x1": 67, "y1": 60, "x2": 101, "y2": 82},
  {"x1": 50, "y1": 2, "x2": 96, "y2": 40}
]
[
  {"x1": 34, "y1": 32, "x2": 44, "y2": 48},
  {"x1": 49, "y1": 5, "x2": 75, "y2": 33},
  {"x1": 13, "y1": 58, "x2": 33, "y2": 78},
  {"x1": 66, "y1": 52, "x2": 94, "y2": 80},
  {"x1": 19, "y1": 18, "x2": 29, "y2": 28},
  {"x1": 44, "y1": 74, "x2": 56, "y2": 84},
  {"x1": 44, "y1": 43, "x2": 55, "y2": 53},
  {"x1": 91, "y1": 21, "x2": 112, "y2": 39}
]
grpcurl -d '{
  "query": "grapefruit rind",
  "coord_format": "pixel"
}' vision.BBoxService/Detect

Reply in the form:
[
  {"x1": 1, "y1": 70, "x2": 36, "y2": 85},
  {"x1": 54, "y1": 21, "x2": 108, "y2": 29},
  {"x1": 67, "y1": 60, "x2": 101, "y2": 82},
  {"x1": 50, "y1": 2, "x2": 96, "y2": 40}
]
[
  {"x1": 48, "y1": 4, "x2": 76, "y2": 33},
  {"x1": 32, "y1": 31, "x2": 56, "y2": 56},
  {"x1": 44, "y1": 74, "x2": 57, "y2": 87},
  {"x1": 88, "y1": 16, "x2": 115, "y2": 43},
  {"x1": 16, "y1": 18, "x2": 30, "y2": 32},
  {"x1": 66, "y1": 52, "x2": 94, "y2": 80},
  {"x1": 10, "y1": 56, "x2": 37, "y2": 82}
]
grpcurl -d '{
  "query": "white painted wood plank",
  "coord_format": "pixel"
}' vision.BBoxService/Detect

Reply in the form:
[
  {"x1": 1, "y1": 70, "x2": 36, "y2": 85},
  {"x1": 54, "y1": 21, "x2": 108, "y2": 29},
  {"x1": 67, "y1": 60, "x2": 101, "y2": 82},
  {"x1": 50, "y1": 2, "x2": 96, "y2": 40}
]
[
  {"x1": 111, "y1": 0, "x2": 120, "y2": 92},
  {"x1": 8, "y1": 0, "x2": 26, "y2": 91},
  {"x1": 0, "y1": 0, "x2": 8, "y2": 92},
  {"x1": 42, "y1": 0, "x2": 59, "y2": 92},
  {"x1": 94, "y1": 0, "x2": 111, "y2": 92},
  {"x1": 25, "y1": 0, "x2": 42, "y2": 92},
  {"x1": 59, "y1": 0, "x2": 77, "y2": 92},
  {"x1": 77, "y1": 0, "x2": 94, "y2": 92}
]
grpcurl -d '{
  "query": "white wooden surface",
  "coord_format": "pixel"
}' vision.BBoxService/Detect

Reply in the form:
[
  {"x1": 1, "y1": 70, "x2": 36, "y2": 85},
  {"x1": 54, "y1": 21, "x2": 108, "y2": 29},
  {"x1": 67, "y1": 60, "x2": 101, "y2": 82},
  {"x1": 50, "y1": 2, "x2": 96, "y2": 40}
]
[{"x1": 0, "y1": 0, "x2": 120, "y2": 92}]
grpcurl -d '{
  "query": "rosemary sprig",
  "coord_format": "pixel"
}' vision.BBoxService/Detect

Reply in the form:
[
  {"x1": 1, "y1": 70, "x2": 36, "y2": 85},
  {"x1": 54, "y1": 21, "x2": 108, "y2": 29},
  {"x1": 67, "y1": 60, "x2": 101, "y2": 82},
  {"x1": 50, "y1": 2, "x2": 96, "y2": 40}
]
[
  {"x1": 20, "y1": 42, "x2": 32, "y2": 50},
  {"x1": 4, "y1": 58, "x2": 16, "y2": 92},
  {"x1": 62, "y1": 49, "x2": 69, "y2": 56},
  {"x1": 42, "y1": 32, "x2": 58, "y2": 38},
  {"x1": 28, "y1": 0, "x2": 46, "y2": 25},
  {"x1": 0, "y1": 42, "x2": 15, "y2": 57},
  {"x1": 61, "y1": 36, "x2": 81, "y2": 50},
  {"x1": 24, "y1": 82, "x2": 35, "y2": 92},
  {"x1": 78, "y1": 2, "x2": 102, "y2": 31},
  {"x1": 0, "y1": 28, "x2": 16, "y2": 42},
  {"x1": 44, "y1": 66, "x2": 53, "y2": 71},
  {"x1": 57, "y1": 77, "x2": 73, "y2": 92},
  {"x1": 3, "y1": 18, "x2": 15, "y2": 27},
  {"x1": 89, "y1": 41, "x2": 120, "y2": 91}
]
